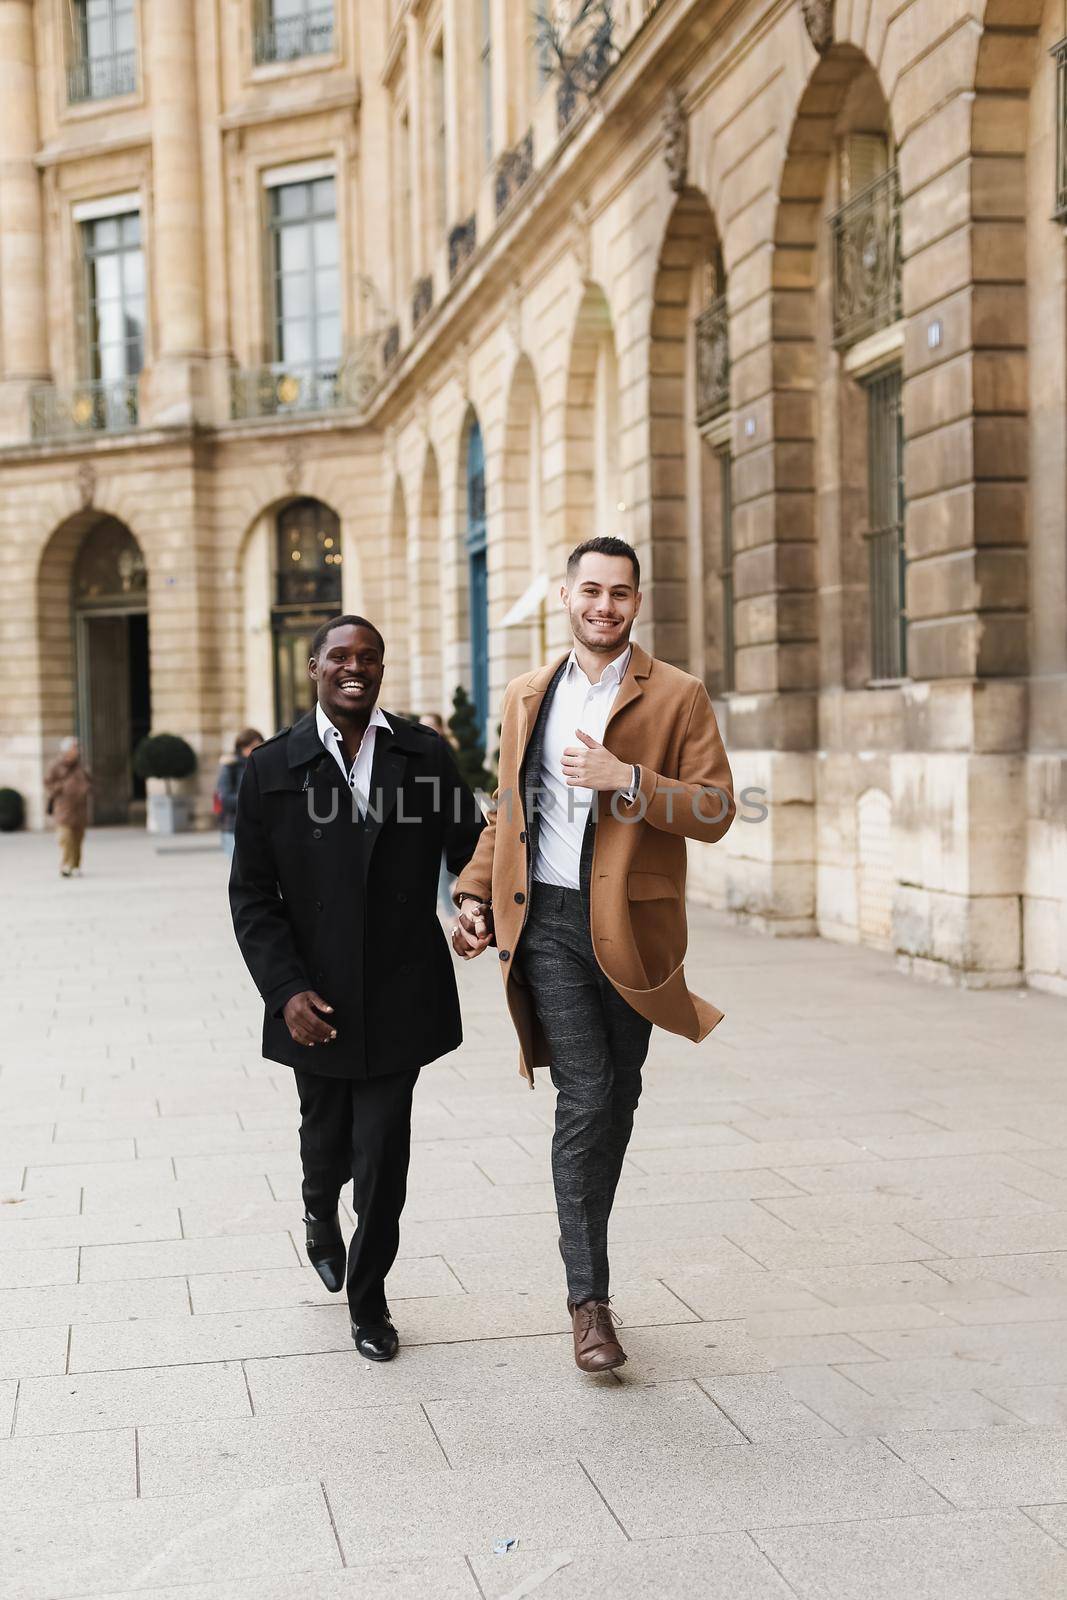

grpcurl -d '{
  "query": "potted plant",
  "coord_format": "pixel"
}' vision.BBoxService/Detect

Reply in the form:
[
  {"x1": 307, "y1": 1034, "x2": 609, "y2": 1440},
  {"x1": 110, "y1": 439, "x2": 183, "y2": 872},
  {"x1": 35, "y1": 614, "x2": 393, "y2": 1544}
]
[
  {"x1": 448, "y1": 685, "x2": 493, "y2": 795},
  {"x1": 0, "y1": 787, "x2": 24, "y2": 832},
  {"x1": 133, "y1": 733, "x2": 198, "y2": 834}
]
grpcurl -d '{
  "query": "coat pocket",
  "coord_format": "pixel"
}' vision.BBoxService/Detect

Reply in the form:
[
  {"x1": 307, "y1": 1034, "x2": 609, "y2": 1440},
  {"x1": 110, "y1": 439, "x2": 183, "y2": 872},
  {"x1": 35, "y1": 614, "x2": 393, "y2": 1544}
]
[{"x1": 626, "y1": 870, "x2": 679, "y2": 901}]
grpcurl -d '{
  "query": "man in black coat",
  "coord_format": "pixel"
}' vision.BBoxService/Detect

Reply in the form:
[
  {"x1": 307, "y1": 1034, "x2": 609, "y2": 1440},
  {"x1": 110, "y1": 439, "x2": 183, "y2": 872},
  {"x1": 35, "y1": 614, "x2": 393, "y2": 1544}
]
[{"x1": 229, "y1": 614, "x2": 484, "y2": 1361}]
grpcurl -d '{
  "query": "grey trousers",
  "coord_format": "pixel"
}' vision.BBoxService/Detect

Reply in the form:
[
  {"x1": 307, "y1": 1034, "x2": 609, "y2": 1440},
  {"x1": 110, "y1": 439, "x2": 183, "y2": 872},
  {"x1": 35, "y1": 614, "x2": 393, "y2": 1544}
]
[{"x1": 519, "y1": 882, "x2": 653, "y2": 1303}]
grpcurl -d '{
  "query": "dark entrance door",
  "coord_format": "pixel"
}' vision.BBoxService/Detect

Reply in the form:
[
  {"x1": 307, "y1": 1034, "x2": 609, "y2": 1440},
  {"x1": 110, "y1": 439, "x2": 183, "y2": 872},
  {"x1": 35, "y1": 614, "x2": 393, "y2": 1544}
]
[
  {"x1": 73, "y1": 517, "x2": 150, "y2": 826},
  {"x1": 79, "y1": 611, "x2": 151, "y2": 825}
]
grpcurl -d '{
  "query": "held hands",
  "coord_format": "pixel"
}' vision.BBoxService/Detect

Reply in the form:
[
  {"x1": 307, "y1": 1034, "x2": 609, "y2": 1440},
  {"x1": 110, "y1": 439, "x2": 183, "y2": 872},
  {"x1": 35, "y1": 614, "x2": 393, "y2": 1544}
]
[
  {"x1": 282, "y1": 990, "x2": 337, "y2": 1048},
  {"x1": 451, "y1": 898, "x2": 493, "y2": 961},
  {"x1": 561, "y1": 730, "x2": 633, "y2": 793}
]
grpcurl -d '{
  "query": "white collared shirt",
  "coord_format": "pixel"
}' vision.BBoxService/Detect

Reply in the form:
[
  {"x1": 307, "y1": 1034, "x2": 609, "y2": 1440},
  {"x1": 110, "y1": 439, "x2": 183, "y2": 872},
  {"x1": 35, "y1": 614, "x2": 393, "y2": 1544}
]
[
  {"x1": 532, "y1": 646, "x2": 634, "y2": 890},
  {"x1": 315, "y1": 701, "x2": 392, "y2": 818}
]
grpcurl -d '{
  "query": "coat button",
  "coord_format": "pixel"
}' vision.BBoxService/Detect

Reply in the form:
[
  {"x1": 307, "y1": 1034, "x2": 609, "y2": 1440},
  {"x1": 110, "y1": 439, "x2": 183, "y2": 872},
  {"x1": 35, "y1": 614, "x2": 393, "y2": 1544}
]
[
  {"x1": 312, "y1": 828, "x2": 322, "y2": 840},
  {"x1": 316, "y1": 900, "x2": 323, "y2": 911},
  {"x1": 499, "y1": 949, "x2": 510, "y2": 961},
  {"x1": 514, "y1": 892, "x2": 525, "y2": 904},
  {"x1": 397, "y1": 891, "x2": 407, "y2": 904},
  {"x1": 519, "y1": 830, "x2": 527, "y2": 844}
]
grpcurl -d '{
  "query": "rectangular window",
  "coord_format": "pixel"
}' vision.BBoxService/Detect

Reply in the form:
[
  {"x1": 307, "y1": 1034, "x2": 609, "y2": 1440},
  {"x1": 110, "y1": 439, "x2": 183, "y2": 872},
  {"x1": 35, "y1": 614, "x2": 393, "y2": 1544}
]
[
  {"x1": 83, "y1": 210, "x2": 145, "y2": 383},
  {"x1": 431, "y1": 39, "x2": 448, "y2": 235},
  {"x1": 255, "y1": 0, "x2": 334, "y2": 66},
  {"x1": 69, "y1": 0, "x2": 137, "y2": 103},
  {"x1": 269, "y1": 177, "x2": 341, "y2": 376},
  {"x1": 864, "y1": 366, "x2": 907, "y2": 681}
]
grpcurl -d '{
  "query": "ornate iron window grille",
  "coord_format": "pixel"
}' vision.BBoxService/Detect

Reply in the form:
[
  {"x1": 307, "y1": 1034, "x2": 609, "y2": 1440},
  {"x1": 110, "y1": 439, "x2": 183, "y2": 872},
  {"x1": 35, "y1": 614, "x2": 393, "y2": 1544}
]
[
  {"x1": 412, "y1": 275, "x2": 434, "y2": 329},
  {"x1": 830, "y1": 166, "x2": 902, "y2": 349},
  {"x1": 495, "y1": 129, "x2": 534, "y2": 217},
  {"x1": 557, "y1": 13, "x2": 616, "y2": 132},
  {"x1": 695, "y1": 293, "x2": 730, "y2": 428},
  {"x1": 448, "y1": 213, "x2": 477, "y2": 280},
  {"x1": 30, "y1": 376, "x2": 139, "y2": 440},
  {"x1": 1054, "y1": 39, "x2": 1067, "y2": 219},
  {"x1": 67, "y1": 48, "x2": 137, "y2": 104},
  {"x1": 864, "y1": 366, "x2": 908, "y2": 682},
  {"x1": 255, "y1": 4, "x2": 334, "y2": 65}
]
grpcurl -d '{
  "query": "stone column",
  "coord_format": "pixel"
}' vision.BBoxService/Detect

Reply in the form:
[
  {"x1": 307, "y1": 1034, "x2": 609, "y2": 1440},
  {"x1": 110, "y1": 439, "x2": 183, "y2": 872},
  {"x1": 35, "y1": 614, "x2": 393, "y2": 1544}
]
[
  {"x1": 141, "y1": 0, "x2": 207, "y2": 425},
  {"x1": 0, "y1": 0, "x2": 48, "y2": 442}
]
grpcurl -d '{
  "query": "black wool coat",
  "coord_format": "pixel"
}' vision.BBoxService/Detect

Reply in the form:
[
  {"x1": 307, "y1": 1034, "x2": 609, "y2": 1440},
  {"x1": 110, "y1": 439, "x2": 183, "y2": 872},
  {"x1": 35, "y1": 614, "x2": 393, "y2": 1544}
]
[{"x1": 229, "y1": 710, "x2": 484, "y2": 1080}]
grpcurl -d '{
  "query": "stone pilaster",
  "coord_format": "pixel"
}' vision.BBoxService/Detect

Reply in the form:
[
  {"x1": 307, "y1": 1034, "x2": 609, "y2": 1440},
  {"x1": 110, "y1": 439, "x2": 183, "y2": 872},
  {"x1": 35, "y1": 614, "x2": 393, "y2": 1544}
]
[
  {"x1": 0, "y1": 0, "x2": 47, "y2": 443},
  {"x1": 141, "y1": 0, "x2": 208, "y2": 427}
]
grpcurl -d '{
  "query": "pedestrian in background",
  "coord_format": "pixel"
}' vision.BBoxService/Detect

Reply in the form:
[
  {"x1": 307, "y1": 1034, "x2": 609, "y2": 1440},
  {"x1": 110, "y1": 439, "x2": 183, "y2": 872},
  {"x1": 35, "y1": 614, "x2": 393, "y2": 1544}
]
[
  {"x1": 216, "y1": 728, "x2": 264, "y2": 858},
  {"x1": 419, "y1": 711, "x2": 460, "y2": 918},
  {"x1": 44, "y1": 737, "x2": 92, "y2": 879}
]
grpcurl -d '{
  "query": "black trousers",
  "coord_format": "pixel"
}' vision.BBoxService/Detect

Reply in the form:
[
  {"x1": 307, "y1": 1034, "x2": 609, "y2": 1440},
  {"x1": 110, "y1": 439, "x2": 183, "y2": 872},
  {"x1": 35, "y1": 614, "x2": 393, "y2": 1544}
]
[
  {"x1": 293, "y1": 1067, "x2": 420, "y2": 1323},
  {"x1": 518, "y1": 883, "x2": 653, "y2": 1303}
]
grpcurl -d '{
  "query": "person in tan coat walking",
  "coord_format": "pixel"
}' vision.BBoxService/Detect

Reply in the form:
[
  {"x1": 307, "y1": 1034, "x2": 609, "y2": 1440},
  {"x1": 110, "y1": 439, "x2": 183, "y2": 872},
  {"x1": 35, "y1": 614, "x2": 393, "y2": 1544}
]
[
  {"x1": 45, "y1": 738, "x2": 93, "y2": 878},
  {"x1": 452, "y1": 536, "x2": 735, "y2": 1374}
]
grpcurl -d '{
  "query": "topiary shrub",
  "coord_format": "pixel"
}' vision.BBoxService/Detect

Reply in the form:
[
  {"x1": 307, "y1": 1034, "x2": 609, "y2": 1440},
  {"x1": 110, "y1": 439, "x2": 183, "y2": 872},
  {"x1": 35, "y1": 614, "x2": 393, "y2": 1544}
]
[
  {"x1": 0, "y1": 788, "x2": 25, "y2": 832},
  {"x1": 448, "y1": 685, "x2": 493, "y2": 794},
  {"x1": 133, "y1": 733, "x2": 198, "y2": 794}
]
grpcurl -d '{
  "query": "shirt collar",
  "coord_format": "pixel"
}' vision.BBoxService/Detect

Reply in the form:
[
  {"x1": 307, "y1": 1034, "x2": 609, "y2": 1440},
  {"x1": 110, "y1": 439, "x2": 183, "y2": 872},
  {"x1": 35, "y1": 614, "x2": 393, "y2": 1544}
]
[
  {"x1": 315, "y1": 701, "x2": 391, "y2": 750},
  {"x1": 564, "y1": 644, "x2": 632, "y2": 690}
]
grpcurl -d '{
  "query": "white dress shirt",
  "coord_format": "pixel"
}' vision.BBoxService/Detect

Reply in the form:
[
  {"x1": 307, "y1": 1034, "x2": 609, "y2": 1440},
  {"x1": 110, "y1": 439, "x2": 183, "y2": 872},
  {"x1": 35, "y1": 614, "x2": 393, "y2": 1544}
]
[
  {"x1": 316, "y1": 701, "x2": 392, "y2": 818},
  {"x1": 532, "y1": 647, "x2": 635, "y2": 890}
]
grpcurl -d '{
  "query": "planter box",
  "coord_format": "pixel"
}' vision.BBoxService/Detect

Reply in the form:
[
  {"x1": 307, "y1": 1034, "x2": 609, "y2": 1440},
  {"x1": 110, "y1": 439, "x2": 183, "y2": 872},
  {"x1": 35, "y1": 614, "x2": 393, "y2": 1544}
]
[{"x1": 146, "y1": 793, "x2": 194, "y2": 834}]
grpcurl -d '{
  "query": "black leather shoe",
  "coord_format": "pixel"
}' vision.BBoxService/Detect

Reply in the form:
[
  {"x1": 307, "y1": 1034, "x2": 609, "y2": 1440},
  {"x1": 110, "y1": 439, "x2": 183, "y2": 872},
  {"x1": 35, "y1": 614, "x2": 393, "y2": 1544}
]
[
  {"x1": 304, "y1": 1211, "x2": 346, "y2": 1293},
  {"x1": 351, "y1": 1316, "x2": 399, "y2": 1361}
]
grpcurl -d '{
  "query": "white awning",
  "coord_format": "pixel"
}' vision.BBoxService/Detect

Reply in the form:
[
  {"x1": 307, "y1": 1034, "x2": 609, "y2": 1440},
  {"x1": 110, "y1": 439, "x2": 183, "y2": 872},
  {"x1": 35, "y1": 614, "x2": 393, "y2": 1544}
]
[{"x1": 500, "y1": 572, "x2": 549, "y2": 628}]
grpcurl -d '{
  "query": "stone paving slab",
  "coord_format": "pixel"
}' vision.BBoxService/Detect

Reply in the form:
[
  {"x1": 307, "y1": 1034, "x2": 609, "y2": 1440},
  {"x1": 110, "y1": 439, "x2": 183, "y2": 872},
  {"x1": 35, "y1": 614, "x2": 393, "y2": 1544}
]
[
  {"x1": 754, "y1": 1510, "x2": 1067, "y2": 1599},
  {"x1": 4, "y1": 828, "x2": 1067, "y2": 1594}
]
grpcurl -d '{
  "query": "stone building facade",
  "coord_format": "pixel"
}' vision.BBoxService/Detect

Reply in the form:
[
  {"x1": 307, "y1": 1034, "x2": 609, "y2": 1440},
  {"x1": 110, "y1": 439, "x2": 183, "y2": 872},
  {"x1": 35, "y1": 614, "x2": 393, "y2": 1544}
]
[{"x1": 0, "y1": 0, "x2": 1064, "y2": 995}]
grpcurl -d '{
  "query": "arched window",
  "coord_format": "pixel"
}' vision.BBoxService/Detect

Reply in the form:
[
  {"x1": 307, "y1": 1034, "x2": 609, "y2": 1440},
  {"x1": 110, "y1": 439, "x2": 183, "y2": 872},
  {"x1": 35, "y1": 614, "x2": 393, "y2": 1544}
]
[
  {"x1": 466, "y1": 420, "x2": 489, "y2": 728},
  {"x1": 271, "y1": 498, "x2": 342, "y2": 728}
]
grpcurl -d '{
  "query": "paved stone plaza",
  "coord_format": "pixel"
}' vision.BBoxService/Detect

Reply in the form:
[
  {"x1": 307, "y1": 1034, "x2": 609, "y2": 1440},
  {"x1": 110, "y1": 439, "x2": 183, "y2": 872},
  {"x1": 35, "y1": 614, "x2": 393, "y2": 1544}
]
[{"x1": 3, "y1": 829, "x2": 1067, "y2": 1599}]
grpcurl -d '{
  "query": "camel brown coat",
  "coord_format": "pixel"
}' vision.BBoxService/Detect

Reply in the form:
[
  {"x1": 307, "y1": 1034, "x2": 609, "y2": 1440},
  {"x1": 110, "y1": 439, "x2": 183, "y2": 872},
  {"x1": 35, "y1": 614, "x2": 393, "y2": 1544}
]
[
  {"x1": 44, "y1": 756, "x2": 92, "y2": 830},
  {"x1": 455, "y1": 644, "x2": 735, "y2": 1083}
]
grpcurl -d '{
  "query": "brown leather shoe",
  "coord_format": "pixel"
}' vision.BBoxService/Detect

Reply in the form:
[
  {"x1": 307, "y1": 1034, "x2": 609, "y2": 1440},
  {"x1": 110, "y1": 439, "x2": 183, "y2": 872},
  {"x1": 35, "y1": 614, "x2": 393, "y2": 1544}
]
[{"x1": 569, "y1": 1298, "x2": 626, "y2": 1372}]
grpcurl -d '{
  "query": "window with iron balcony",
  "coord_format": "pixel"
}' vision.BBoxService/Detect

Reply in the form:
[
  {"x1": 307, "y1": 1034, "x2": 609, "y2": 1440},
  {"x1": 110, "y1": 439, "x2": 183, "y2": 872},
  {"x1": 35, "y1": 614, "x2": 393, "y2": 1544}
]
[
  {"x1": 67, "y1": 0, "x2": 138, "y2": 105},
  {"x1": 254, "y1": 0, "x2": 335, "y2": 66}
]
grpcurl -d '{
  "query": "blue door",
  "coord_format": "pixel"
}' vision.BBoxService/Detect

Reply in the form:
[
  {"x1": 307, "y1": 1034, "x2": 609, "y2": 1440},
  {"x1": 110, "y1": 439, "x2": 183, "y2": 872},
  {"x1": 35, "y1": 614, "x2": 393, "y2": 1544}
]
[{"x1": 466, "y1": 420, "x2": 489, "y2": 730}]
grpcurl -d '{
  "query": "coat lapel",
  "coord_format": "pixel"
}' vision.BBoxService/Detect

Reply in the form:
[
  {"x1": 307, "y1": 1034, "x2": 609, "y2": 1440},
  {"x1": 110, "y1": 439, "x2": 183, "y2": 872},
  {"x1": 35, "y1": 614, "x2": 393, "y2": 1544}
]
[
  {"x1": 361, "y1": 714, "x2": 410, "y2": 869},
  {"x1": 604, "y1": 642, "x2": 651, "y2": 738},
  {"x1": 286, "y1": 710, "x2": 323, "y2": 771}
]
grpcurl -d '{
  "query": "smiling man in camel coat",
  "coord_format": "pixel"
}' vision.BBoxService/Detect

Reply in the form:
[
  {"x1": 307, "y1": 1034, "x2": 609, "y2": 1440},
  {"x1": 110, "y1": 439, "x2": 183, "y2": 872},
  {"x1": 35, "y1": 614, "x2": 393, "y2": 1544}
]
[{"x1": 453, "y1": 536, "x2": 735, "y2": 1374}]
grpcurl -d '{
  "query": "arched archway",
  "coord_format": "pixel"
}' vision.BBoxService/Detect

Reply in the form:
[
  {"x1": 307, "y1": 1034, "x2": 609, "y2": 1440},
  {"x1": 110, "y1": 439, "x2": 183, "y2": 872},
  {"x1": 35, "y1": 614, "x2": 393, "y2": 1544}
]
[
  {"x1": 410, "y1": 445, "x2": 443, "y2": 718},
  {"x1": 383, "y1": 478, "x2": 411, "y2": 713},
  {"x1": 648, "y1": 188, "x2": 728, "y2": 680},
  {"x1": 771, "y1": 45, "x2": 897, "y2": 696},
  {"x1": 559, "y1": 283, "x2": 620, "y2": 653},
  {"x1": 455, "y1": 406, "x2": 489, "y2": 730},
  {"x1": 238, "y1": 494, "x2": 344, "y2": 735},
  {"x1": 498, "y1": 353, "x2": 547, "y2": 684},
  {"x1": 37, "y1": 510, "x2": 150, "y2": 824}
]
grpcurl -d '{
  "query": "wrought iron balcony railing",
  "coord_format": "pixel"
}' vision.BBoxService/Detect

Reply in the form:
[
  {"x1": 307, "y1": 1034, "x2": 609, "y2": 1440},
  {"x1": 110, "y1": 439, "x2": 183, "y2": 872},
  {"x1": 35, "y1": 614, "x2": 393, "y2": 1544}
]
[
  {"x1": 830, "y1": 166, "x2": 902, "y2": 349},
  {"x1": 448, "y1": 213, "x2": 477, "y2": 280},
  {"x1": 255, "y1": 7, "x2": 334, "y2": 65},
  {"x1": 30, "y1": 377, "x2": 139, "y2": 440},
  {"x1": 495, "y1": 129, "x2": 534, "y2": 217},
  {"x1": 694, "y1": 293, "x2": 730, "y2": 428},
  {"x1": 67, "y1": 49, "x2": 138, "y2": 104},
  {"x1": 1054, "y1": 38, "x2": 1067, "y2": 219},
  {"x1": 230, "y1": 363, "x2": 349, "y2": 420},
  {"x1": 557, "y1": 14, "x2": 616, "y2": 132},
  {"x1": 411, "y1": 276, "x2": 433, "y2": 330}
]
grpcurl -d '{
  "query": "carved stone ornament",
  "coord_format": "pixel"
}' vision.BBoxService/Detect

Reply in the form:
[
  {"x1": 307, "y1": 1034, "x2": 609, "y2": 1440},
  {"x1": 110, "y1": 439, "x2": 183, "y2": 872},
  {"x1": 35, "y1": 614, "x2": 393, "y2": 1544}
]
[
  {"x1": 283, "y1": 439, "x2": 304, "y2": 495},
  {"x1": 76, "y1": 462, "x2": 96, "y2": 509},
  {"x1": 801, "y1": 0, "x2": 834, "y2": 54},
  {"x1": 569, "y1": 199, "x2": 591, "y2": 283},
  {"x1": 663, "y1": 88, "x2": 689, "y2": 193}
]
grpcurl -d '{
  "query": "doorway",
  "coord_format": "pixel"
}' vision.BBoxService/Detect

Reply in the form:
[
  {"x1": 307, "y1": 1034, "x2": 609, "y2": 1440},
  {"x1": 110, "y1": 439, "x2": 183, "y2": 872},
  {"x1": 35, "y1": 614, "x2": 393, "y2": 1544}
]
[{"x1": 72, "y1": 518, "x2": 150, "y2": 825}]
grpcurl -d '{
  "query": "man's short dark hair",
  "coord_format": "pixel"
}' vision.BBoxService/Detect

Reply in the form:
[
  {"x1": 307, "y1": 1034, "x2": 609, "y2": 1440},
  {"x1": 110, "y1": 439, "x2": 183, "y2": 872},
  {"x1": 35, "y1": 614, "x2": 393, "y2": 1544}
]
[
  {"x1": 566, "y1": 536, "x2": 640, "y2": 591},
  {"x1": 310, "y1": 614, "x2": 385, "y2": 659}
]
